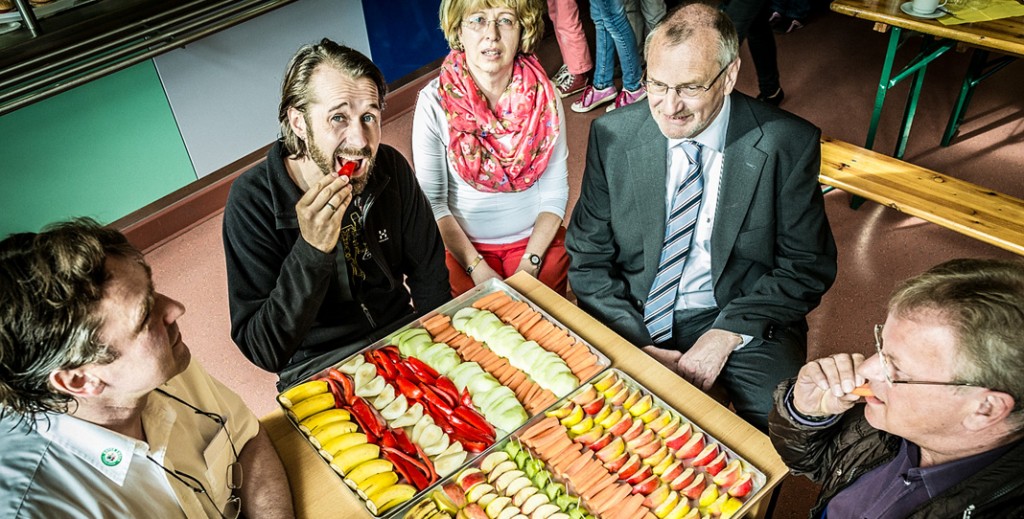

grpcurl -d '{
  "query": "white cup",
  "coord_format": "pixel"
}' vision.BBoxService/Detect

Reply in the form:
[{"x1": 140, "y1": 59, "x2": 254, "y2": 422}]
[{"x1": 911, "y1": 0, "x2": 946, "y2": 14}]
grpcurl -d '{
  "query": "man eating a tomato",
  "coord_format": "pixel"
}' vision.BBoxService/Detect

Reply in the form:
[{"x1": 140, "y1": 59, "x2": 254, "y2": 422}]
[{"x1": 769, "y1": 258, "x2": 1024, "y2": 517}]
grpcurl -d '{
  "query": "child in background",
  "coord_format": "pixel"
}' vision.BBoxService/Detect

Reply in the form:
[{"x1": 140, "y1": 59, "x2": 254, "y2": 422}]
[{"x1": 572, "y1": 0, "x2": 647, "y2": 113}]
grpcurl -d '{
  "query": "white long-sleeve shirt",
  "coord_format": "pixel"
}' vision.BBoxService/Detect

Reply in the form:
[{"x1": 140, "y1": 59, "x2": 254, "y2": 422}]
[{"x1": 412, "y1": 77, "x2": 569, "y2": 244}]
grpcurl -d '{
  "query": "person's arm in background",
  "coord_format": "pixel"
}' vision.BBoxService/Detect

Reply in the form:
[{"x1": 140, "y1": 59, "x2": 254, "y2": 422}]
[
  {"x1": 411, "y1": 87, "x2": 502, "y2": 285},
  {"x1": 514, "y1": 100, "x2": 569, "y2": 277},
  {"x1": 237, "y1": 425, "x2": 295, "y2": 519}
]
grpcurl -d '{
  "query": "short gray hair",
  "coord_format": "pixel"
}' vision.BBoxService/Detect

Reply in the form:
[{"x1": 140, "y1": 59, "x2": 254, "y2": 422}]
[{"x1": 644, "y1": 1, "x2": 739, "y2": 69}]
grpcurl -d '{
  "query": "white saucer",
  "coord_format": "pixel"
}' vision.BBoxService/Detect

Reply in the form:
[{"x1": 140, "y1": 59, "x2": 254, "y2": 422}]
[{"x1": 900, "y1": 2, "x2": 946, "y2": 18}]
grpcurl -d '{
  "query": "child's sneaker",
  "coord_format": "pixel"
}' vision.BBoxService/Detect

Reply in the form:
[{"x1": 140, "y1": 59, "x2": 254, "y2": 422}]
[
  {"x1": 556, "y1": 71, "x2": 590, "y2": 98},
  {"x1": 571, "y1": 85, "x2": 617, "y2": 113},
  {"x1": 551, "y1": 64, "x2": 570, "y2": 85},
  {"x1": 606, "y1": 86, "x2": 647, "y2": 112}
]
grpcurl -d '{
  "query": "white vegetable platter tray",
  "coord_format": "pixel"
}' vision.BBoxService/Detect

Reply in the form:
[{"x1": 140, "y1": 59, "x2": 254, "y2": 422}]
[
  {"x1": 400, "y1": 368, "x2": 767, "y2": 519},
  {"x1": 278, "y1": 278, "x2": 612, "y2": 517}
]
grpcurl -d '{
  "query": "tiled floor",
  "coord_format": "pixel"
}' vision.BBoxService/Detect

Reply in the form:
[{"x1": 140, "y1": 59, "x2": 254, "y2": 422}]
[{"x1": 143, "y1": 9, "x2": 1022, "y2": 518}]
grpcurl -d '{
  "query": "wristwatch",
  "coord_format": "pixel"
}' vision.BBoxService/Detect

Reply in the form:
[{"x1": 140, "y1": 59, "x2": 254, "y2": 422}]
[{"x1": 524, "y1": 253, "x2": 542, "y2": 268}]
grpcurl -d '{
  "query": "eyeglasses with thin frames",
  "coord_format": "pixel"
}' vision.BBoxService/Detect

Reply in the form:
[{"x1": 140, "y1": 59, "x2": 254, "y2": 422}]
[
  {"x1": 461, "y1": 14, "x2": 520, "y2": 33},
  {"x1": 147, "y1": 388, "x2": 243, "y2": 519},
  {"x1": 644, "y1": 63, "x2": 731, "y2": 99},
  {"x1": 872, "y1": 324, "x2": 983, "y2": 389}
]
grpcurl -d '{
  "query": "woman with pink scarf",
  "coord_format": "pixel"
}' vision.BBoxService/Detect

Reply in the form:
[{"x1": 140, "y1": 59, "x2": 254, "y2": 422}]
[{"x1": 413, "y1": 0, "x2": 570, "y2": 297}]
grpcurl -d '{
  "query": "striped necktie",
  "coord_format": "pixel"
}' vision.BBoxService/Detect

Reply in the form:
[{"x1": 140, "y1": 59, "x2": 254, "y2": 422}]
[{"x1": 644, "y1": 141, "x2": 703, "y2": 344}]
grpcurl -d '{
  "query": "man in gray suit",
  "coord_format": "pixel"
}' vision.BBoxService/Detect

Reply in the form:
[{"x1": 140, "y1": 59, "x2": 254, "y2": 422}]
[{"x1": 566, "y1": 1, "x2": 836, "y2": 430}]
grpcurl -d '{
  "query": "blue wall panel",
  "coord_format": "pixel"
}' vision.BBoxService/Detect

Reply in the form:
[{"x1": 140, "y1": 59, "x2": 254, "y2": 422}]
[{"x1": 360, "y1": 0, "x2": 449, "y2": 82}]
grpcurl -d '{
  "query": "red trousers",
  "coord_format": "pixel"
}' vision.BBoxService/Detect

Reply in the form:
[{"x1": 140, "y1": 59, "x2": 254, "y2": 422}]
[{"x1": 446, "y1": 227, "x2": 569, "y2": 298}]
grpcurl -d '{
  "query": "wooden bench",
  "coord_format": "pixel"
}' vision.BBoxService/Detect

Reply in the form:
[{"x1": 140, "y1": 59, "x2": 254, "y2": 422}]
[{"x1": 818, "y1": 137, "x2": 1024, "y2": 256}]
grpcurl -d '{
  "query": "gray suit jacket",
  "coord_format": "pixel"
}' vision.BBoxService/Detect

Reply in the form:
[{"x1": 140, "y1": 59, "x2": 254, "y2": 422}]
[{"x1": 566, "y1": 92, "x2": 837, "y2": 347}]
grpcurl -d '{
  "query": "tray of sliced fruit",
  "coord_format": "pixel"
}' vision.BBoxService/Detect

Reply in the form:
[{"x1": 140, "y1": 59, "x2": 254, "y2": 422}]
[
  {"x1": 275, "y1": 279, "x2": 612, "y2": 516},
  {"x1": 402, "y1": 436, "x2": 604, "y2": 519},
  {"x1": 397, "y1": 368, "x2": 766, "y2": 519}
]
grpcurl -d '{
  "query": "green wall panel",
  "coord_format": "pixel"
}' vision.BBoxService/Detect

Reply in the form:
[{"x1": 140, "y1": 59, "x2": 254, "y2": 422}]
[{"x1": 0, "y1": 61, "x2": 196, "y2": 236}]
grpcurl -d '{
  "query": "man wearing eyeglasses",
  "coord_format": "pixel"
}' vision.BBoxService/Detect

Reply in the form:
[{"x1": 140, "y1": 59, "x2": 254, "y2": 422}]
[
  {"x1": 566, "y1": 0, "x2": 836, "y2": 431},
  {"x1": 0, "y1": 219, "x2": 294, "y2": 518},
  {"x1": 769, "y1": 259, "x2": 1024, "y2": 517}
]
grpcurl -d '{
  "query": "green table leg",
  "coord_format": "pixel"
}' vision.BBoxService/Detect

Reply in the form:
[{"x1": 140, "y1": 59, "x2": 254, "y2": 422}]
[{"x1": 941, "y1": 50, "x2": 1016, "y2": 146}]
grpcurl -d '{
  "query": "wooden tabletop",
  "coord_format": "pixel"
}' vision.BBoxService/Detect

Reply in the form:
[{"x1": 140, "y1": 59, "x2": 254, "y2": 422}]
[
  {"x1": 830, "y1": 0, "x2": 1024, "y2": 55},
  {"x1": 262, "y1": 273, "x2": 788, "y2": 518}
]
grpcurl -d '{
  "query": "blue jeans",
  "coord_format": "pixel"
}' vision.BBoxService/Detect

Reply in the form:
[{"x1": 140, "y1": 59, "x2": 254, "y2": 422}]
[{"x1": 590, "y1": 0, "x2": 643, "y2": 91}]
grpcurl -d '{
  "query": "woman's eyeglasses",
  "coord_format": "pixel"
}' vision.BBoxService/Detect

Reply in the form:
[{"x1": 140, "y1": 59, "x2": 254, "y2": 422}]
[
  {"x1": 462, "y1": 15, "x2": 520, "y2": 33},
  {"x1": 147, "y1": 389, "x2": 243, "y2": 519}
]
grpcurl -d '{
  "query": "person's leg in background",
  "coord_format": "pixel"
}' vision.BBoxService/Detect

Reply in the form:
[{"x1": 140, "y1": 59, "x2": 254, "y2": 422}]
[
  {"x1": 623, "y1": 0, "x2": 666, "y2": 61},
  {"x1": 547, "y1": 0, "x2": 594, "y2": 98},
  {"x1": 722, "y1": 0, "x2": 785, "y2": 105}
]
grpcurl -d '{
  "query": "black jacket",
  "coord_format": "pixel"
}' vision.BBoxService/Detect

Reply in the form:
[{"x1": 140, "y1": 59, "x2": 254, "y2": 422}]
[
  {"x1": 768, "y1": 380, "x2": 1024, "y2": 518},
  {"x1": 223, "y1": 141, "x2": 450, "y2": 386}
]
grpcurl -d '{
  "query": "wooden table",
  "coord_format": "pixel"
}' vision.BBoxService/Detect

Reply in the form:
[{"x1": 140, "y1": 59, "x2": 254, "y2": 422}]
[
  {"x1": 830, "y1": 0, "x2": 1023, "y2": 158},
  {"x1": 262, "y1": 273, "x2": 789, "y2": 518}
]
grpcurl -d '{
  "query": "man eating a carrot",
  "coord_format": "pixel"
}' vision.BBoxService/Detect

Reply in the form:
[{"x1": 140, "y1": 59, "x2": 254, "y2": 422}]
[{"x1": 769, "y1": 258, "x2": 1024, "y2": 517}]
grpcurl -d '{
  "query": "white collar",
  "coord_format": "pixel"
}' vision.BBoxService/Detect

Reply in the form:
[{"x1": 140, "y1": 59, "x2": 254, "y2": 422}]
[
  {"x1": 34, "y1": 396, "x2": 178, "y2": 486},
  {"x1": 667, "y1": 95, "x2": 731, "y2": 154}
]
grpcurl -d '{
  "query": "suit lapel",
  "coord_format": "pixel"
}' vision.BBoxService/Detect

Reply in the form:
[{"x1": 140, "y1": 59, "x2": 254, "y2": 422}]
[
  {"x1": 626, "y1": 110, "x2": 670, "y2": 279},
  {"x1": 712, "y1": 94, "x2": 766, "y2": 282}
]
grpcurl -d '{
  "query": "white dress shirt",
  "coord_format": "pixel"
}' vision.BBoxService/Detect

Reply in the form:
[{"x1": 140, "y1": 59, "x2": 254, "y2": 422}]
[
  {"x1": 1, "y1": 359, "x2": 260, "y2": 518},
  {"x1": 664, "y1": 98, "x2": 752, "y2": 348}
]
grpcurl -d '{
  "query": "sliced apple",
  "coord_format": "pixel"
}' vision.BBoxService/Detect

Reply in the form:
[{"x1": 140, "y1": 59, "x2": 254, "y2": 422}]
[
  {"x1": 485, "y1": 496, "x2": 513, "y2": 519},
  {"x1": 727, "y1": 472, "x2": 754, "y2": 498},
  {"x1": 603, "y1": 450, "x2": 630, "y2": 472},
  {"x1": 581, "y1": 396, "x2": 606, "y2": 416},
  {"x1": 593, "y1": 403, "x2": 613, "y2": 425},
  {"x1": 652, "y1": 489, "x2": 681, "y2": 519},
  {"x1": 573, "y1": 423, "x2": 605, "y2": 446},
  {"x1": 494, "y1": 470, "x2": 527, "y2": 493},
  {"x1": 674, "y1": 432, "x2": 705, "y2": 460},
  {"x1": 657, "y1": 414, "x2": 683, "y2": 438},
  {"x1": 697, "y1": 484, "x2": 719, "y2": 509},
  {"x1": 704, "y1": 451, "x2": 729, "y2": 476},
  {"x1": 457, "y1": 468, "x2": 488, "y2": 491},
  {"x1": 638, "y1": 406, "x2": 662, "y2": 424},
  {"x1": 558, "y1": 404, "x2": 585, "y2": 427},
  {"x1": 595, "y1": 436, "x2": 626, "y2": 463},
  {"x1": 488, "y1": 461, "x2": 520, "y2": 484},
  {"x1": 690, "y1": 443, "x2": 719, "y2": 467},
  {"x1": 621, "y1": 419, "x2": 646, "y2": 441},
  {"x1": 467, "y1": 483, "x2": 498, "y2": 503},
  {"x1": 570, "y1": 384, "x2": 598, "y2": 405},
  {"x1": 530, "y1": 503, "x2": 561, "y2": 519},
  {"x1": 593, "y1": 371, "x2": 618, "y2": 392},
  {"x1": 680, "y1": 473, "x2": 706, "y2": 500},
  {"x1": 638, "y1": 440, "x2": 668, "y2": 462},
  {"x1": 608, "y1": 383, "x2": 630, "y2": 406},
  {"x1": 520, "y1": 493, "x2": 551, "y2": 515},
  {"x1": 625, "y1": 464, "x2": 654, "y2": 485},
  {"x1": 626, "y1": 428, "x2": 657, "y2": 450},
  {"x1": 663, "y1": 499, "x2": 691, "y2": 519},
  {"x1": 643, "y1": 482, "x2": 672, "y2": 508},
  {"x1": 721, "y1": 496, "x2": 745, "y2": 519},
  {"x1": 616, "y1": 453, "x2": 643, "y2": 479},
  {"x1": 496, "y1": 506, "x2": 522, "y2": 519},
  {"x1": 656, "y1": 458, "x2": 683, "y2": 480},
  {"x1": 567, "y1": 416, "x2": 595, "y2": 437},
  {"x1": 512, "y1": 485, "x2": 539, "y2": 508},
  {"x1": 646, "y1": 409, "x2": 674, "y2": 433},
  {"x1": 545, "y1": 402, "x2": 574, "y2": 419},
  {"x1": 588, "y1": 431, "x2": 614, "y2": 452},
  {"x1": 668, "y1": 468, "x2": 696, "y2": 491},
  {"x1": 461, "y1": 503, "x2": 490, "y2": 519},
  {"x1": 712, "y1": 460, "x2": 743, "y2": 487},
  {"x1": 602, "y1": 378, "x2": 626, "y2": 398},
  {"x1": 505, "y1": 476, "x2": 533, "y2": 499},
  {"x1": 623, "y1": 390, "x2": 644, "y2": 412},
  {"x1": 605, "y1": 412, "x2": 633, "y2": 435},
  {"x1": 631, "y1": 474, "x2": 660, "y2": 496},
  {"x1": 481, "y1": 451, "x2": 512, "y2": 473},
  {"x1": 664, "y1": 423, "x2": 693, "y2": 450},
  {"x1": 478, "y1": 493, "x2": 499, "y2": 508}
]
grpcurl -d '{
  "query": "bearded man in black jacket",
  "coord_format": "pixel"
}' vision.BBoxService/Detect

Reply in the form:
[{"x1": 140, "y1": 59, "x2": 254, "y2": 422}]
[
  {"x1": 769, "y1": 258, "x2": 1024, "y2": 518},
  {"x1": 223, "y1": 40, "x2": 449, "y2": 390}
]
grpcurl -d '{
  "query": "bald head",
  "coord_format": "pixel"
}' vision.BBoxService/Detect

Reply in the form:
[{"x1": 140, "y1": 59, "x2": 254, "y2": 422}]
[{"x1": 645, "y1": 1, "x2": 740, "y2": 70}]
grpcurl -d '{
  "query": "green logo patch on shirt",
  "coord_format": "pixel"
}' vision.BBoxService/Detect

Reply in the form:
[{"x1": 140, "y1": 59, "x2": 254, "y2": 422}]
[{"x1": 101, "y1": 447, "x2": 123, "y2": 466}]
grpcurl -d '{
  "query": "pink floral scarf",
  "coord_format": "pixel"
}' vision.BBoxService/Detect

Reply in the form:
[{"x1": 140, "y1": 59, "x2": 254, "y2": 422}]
[{"x1": 438, "y1": 51, "x2": 560, "y2": 193}]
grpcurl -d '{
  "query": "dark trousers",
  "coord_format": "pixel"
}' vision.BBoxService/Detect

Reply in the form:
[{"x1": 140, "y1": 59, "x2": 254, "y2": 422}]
[
  {"x1": 666, "y1": 307, "x2": 805, "y2": 431},
  {"x1": 721, "y1": 0, "x2": 781, "y2": 95}
]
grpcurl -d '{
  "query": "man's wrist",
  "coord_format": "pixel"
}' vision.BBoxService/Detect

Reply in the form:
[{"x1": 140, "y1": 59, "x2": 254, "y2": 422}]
[{"x1": 785, "y1": 385, "x2": 840, "y2": 427}]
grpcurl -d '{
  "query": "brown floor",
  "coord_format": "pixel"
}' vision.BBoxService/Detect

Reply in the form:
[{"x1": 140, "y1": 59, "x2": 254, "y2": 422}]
[{"x1": 143, "y1": 10, "x2": 1023, "y2": 518}]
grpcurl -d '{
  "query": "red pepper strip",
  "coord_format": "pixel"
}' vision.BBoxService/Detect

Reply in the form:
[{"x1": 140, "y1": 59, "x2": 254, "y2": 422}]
[
  {"x1": 324, "y1": 378, "x2": 344, "y2": 409},
  {"x1": 421, "y1": 385, "x2": 454, "y2": 415},
  {"x1": 337, "y1": 161, "x2": 356, "y2": 178},
  {"x1": 405, "y1": 357, "x2": 439, "y2": 383},
  {"x1": 368, "y1": 350, "x2": 397, "y2": 381},
  {"x1": 461, "y1": 387, "x2": 474, "y2": 408},
  {"x1": 379, "y1": 429, "x2": 398, "y2": 450},
  {"x1": 395, "y1": 377, "x2": 424, "y2": 400},
  {"x1": 448, "y1": 414, "x2": 494, "y2": 444},
  {"x1": 392, "y1": 427, "x2": 417, "y2": 455},
  {"x1": 327, "y1": 368, "x2": 355, "y2": 404},
  {"x1": 383, "y1": 447, "x2": 432, "y2": 490},
  {"x1": 414, "y1": 442, "x2": 438, "y2": 483},
  {"x1": 459, "y1": 438, "x2": 489, "y2": 453},
  {"x1": 434, "y1": 377, "x2": 460, "y2": 403},
  {"x1": 347, "y1": 397, "x2": 385, "y2": 441},
  {"x1": 380, "y1": 344, "x2": 401, "y2": 359},
  {"x1": 394, "y1": 362, "x2": 417, "y2": 383},
  {"x1": 454, "y1": 405, "x2": 496, "y2": 437}
]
